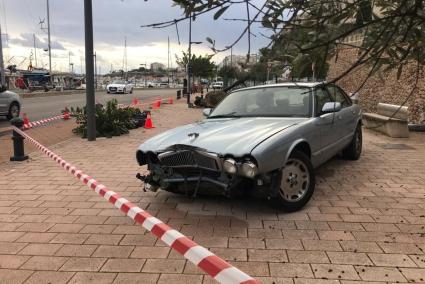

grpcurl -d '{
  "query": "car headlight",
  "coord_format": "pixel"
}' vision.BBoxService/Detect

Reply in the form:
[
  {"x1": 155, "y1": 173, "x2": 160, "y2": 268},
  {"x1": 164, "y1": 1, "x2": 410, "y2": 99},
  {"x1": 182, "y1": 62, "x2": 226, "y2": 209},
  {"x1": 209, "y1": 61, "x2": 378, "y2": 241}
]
[
  {"x1": 240, "y1": 161, "x2": 258, "y2": 178},
  {"x1": 223, "y1": 158, "x2": 237, "y2": 174}
]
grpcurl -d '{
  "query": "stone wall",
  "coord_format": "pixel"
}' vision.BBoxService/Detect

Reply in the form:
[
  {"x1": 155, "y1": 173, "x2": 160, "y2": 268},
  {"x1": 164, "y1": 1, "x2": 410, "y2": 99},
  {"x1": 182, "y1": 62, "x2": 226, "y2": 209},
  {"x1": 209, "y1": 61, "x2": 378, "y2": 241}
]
[{"x1": 327, "y1": 47, "x2": 425, "y2": 124}]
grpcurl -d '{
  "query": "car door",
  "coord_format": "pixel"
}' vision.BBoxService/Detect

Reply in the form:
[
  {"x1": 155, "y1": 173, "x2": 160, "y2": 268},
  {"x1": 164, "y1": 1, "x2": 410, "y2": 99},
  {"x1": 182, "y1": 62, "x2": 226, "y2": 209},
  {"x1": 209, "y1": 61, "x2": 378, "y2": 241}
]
[
  {"x1": 0, "y1": 91, "x2": 9, "y2": 114},
  {"x1": 326, "y1": 85, "x2": 356, "y2": 146},
  {"x1": 312, "y1": 87, "x2": 341, "y2": 164}
]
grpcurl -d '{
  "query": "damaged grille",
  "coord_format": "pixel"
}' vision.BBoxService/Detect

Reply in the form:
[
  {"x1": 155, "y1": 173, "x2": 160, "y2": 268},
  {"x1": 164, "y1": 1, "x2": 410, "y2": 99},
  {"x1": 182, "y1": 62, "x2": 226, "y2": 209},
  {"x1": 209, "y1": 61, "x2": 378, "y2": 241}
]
[{"x1": 158, "y1": 150, "x2": 219, "y2": 171}]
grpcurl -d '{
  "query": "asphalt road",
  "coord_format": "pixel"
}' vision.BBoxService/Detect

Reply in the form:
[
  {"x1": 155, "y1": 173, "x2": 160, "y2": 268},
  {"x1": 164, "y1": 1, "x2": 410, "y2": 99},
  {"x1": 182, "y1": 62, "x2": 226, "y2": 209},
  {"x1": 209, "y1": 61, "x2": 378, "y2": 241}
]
[{"x1": 0, "y1": 88, "x2": 178, "y2": 129}]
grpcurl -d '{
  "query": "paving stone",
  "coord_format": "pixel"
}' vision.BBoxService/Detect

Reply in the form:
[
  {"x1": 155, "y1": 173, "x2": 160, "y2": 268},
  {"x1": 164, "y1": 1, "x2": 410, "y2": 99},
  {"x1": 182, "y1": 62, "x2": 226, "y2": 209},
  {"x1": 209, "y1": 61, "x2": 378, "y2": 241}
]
[
  {"x1": 287, "y1": 250, "x2": 330, "y2": 263},
  {"x1": 368, "y1": 253, "x2": 417, "y2": 267},
  {"x1": 24, "y1": 271, "x2": 75, "y2": 284},
  {"x1": 142, "y1": 259, "x2": 185, "y2": 273},
  {"x1": 248, "y1": 248, "x2": 287, "y2": 262},
  {"x1": 68, "y1": 272, "x2": 117, "y2": 284},
  {"x1": 60, "y1": 257, "x2": 107, "y2": 271},
  {"x1": 21, "y1": 256, "x2": 68, "y2": 270},
  {"x1": 355, "y1": 266, "x2": 407, "y2": 282},
  {"x1": 92, "y1": 245, "x2": 134, "y2": 258},
  {"x1": 19, "y1": 243, "x2": 63, "y2": 256},
  {"x1": 112, "y1": 272, "x2": 159, "y2": 284},
  {"x1": 327, "y1": 251, "x2": 373, "y2": 265},
  {"x1": 0, "y1": 268, "x2": 34, "y2": 283},
  {"x1": 312, "y1": 263, "x2": 360, "y2": 280},
  {"x1": 0, "y1": 254, "x2": 30, "y2": 269},
  {"x1": 269, "y1": 263, "x2": 313, "y2": 278}
]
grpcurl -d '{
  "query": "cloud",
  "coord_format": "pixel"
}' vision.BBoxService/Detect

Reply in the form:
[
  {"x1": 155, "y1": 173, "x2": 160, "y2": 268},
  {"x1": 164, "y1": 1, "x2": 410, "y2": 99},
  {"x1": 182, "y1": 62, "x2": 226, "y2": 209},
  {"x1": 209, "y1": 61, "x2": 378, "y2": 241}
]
[{"x1": 9, "y1": 33, "x2": 65, "y2": 50}]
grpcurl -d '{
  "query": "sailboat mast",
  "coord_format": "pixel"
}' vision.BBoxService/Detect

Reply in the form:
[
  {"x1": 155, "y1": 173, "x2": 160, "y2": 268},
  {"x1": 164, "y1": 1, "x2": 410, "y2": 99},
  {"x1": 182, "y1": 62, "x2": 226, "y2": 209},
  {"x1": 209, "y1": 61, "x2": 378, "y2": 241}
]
[
  {"x1": 33, "y1": 34, "x2": 38, "y2": 67},
  {"x1": 0, "y1": 22, "x2": 5, "y2": 86},
  {"x1": 47, "y1": 0, "x2": 52, "y2": 81}
]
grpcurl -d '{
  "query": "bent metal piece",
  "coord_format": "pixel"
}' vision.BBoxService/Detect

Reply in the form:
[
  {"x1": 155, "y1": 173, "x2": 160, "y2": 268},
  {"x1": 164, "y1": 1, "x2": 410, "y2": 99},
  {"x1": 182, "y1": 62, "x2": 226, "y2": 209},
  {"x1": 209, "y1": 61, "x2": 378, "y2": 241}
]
[{"x1": 11, "y1": 126, "x2": 258, "y2": 284}]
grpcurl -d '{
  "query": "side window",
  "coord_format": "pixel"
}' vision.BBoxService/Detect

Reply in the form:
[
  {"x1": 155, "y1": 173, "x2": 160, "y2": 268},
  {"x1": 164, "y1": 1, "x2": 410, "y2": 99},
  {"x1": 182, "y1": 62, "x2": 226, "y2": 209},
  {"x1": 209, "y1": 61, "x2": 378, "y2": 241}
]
[
  {"x1": 327, "y1": 85, "x2": 352, "y2": 108},
  {"x1": 315, "y1": 88, "x2": 333, "y2": 116}
]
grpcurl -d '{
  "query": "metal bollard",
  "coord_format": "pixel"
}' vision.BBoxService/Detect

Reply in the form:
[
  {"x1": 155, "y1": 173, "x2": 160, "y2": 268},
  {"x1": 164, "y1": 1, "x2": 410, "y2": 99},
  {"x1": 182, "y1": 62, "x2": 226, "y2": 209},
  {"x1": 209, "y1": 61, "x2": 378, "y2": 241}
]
[{"x1": 10, "y1": 118, "x2": 29, "y2": 162}]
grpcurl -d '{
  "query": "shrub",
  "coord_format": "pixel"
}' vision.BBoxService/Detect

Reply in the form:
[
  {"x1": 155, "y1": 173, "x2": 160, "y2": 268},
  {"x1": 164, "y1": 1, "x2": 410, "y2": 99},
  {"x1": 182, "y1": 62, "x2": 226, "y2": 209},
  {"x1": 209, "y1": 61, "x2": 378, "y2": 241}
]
[
  {"x1": 204, "y1": 90, "x2": 228, "y2": 108},
  {"x1": 69, "y1": 99, "x2": 147, "y2": 138}
]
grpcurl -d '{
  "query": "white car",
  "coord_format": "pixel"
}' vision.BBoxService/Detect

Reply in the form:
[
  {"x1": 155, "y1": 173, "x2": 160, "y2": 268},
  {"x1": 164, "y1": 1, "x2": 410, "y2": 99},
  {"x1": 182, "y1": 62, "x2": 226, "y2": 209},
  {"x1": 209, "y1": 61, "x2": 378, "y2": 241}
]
[
  {"x1": 0, "y1": 86, "x2": 21, "y2": 120},
  {"x1": 212, "y1": 81, "x2": 224, "y2": 90},
  {"x1": 106, "y1": 80, "x2": 133, "y2": 94}
]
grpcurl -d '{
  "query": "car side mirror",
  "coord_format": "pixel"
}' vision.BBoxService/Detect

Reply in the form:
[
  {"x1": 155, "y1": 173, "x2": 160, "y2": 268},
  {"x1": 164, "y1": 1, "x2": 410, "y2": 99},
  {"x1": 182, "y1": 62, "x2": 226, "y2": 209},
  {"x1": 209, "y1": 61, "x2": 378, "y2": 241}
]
[
  {"x1": 322, "y1": 102, "x2": 342, "y2": 114},
  {"x1": 203, "y1": 108, "x2": 213, "y2": 117}
]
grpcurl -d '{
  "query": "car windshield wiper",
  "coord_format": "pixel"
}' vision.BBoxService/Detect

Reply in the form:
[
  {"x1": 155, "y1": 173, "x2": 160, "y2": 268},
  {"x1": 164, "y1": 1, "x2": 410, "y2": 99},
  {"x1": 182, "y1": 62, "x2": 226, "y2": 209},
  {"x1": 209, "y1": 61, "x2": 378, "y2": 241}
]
[{"x1": 208, "y1": 112, "x2": 242, "y2": 118}]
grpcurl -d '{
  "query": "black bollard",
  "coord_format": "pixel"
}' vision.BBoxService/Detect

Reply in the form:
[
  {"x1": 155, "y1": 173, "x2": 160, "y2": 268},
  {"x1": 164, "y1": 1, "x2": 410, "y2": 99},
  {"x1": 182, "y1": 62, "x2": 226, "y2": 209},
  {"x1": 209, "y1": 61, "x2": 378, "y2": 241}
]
[{"x1": 10, "y1": 118, "x2": 28, "y2": 162}]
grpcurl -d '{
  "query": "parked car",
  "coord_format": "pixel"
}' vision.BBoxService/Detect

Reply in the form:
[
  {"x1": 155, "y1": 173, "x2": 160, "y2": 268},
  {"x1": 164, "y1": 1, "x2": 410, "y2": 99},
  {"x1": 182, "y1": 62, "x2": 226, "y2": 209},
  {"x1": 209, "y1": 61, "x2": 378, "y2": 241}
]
[
  {"x1": 136, "y1": 82, "x2": 362, "y2": 211},
  {"x1": 212, "y1": 81, "x2": 224, "y2": 90},
  {"x1": 106, "y1": 80, "x2": 133, "y2": 94},
  {"x1": 0, "y1": 86, "x2": 21, "y2": 120}
]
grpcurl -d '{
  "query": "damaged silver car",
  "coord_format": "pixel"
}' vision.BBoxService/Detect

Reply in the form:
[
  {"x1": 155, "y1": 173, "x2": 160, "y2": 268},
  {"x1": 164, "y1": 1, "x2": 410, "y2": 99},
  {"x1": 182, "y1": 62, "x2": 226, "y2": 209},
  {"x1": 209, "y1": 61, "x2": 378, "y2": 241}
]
[{"x1": 136, "y1": 82, "x2": 362, "y2": 211}]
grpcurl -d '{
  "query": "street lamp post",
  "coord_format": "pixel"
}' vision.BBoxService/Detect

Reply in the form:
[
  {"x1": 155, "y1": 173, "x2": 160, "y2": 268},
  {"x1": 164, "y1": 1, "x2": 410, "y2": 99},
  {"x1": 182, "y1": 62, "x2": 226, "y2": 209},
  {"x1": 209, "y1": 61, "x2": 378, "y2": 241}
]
[
  {"x1": 0, "y1": 22, "x2": 5, "y2": 87},
  {"x1": 187, "y1": 12, "x2": 192, "y2": 106},
  {"x1": 186, "y1": 14, "x2": 202, "y2": 106},
  {"x1": 84, "y1": 0, "x2": 96, "y2": 141}
]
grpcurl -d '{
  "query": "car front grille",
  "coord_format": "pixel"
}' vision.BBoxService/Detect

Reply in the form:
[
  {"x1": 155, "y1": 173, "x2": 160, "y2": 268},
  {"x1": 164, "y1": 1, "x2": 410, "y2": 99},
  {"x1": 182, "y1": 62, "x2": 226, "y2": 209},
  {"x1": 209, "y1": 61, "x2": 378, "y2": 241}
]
[
  {"x1": 109, "y1": 87, "x2": 117, "y2": 92},
  {"x1": 158, "y1": 150, "x2": 219, "y2": 171}
]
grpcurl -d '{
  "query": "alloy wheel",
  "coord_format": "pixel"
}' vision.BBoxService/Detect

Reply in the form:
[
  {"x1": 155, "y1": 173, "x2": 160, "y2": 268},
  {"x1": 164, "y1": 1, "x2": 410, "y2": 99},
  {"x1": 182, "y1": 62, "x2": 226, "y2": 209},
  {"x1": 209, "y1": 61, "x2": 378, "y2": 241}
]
[{"x1": 279, "y1": 158, "x2": 310, "y2": 202}]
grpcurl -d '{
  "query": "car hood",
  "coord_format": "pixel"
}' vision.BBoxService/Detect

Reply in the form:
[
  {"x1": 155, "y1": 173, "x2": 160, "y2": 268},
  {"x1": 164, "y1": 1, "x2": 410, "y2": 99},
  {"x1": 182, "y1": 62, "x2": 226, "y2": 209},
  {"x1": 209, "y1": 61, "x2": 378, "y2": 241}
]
[
  {"x1": 1, "y1": 90, "x2": 20, "y2": 101},
  {"x1": 138, "y1": 117, "x2": 306, "y2": 156},
  {"x1": 108, "y1": 84, "x2": 125, "y2": 88}
]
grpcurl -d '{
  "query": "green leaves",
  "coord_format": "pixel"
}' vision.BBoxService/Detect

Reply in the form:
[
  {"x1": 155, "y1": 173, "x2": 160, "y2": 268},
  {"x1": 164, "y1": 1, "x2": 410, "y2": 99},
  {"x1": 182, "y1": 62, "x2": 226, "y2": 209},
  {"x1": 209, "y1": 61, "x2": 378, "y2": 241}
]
[
  {"x1": 213, "y1": 5, "x2": 229, "y2": 20},
  {"x1": 70, "y1": 99, "x2": 143, "y2": 139}
]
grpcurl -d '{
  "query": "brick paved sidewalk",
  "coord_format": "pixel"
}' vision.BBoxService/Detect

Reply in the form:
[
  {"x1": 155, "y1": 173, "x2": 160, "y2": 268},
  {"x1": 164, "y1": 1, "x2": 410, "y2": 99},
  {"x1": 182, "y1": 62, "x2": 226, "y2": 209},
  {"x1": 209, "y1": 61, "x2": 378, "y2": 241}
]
[{"x1": 0, "y1": 100, "x2": 425, "y2": 284}]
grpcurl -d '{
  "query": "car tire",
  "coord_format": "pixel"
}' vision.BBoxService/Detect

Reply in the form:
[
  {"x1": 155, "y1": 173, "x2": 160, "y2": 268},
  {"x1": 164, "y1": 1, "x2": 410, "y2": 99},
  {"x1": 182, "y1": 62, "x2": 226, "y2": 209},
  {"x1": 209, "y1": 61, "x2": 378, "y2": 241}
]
[
  {"x1": 342, "y1": 124, "x2": 362, "y2": 160},
  {"x1": 273, "y1": 150, "x2": 315, "y2": 212},
  {"x1": 129, "y1": 88, "x2": 133, "y2": 94},
  {"x1": 7, "y1": 102, "x2": 20, "y2": 120}
]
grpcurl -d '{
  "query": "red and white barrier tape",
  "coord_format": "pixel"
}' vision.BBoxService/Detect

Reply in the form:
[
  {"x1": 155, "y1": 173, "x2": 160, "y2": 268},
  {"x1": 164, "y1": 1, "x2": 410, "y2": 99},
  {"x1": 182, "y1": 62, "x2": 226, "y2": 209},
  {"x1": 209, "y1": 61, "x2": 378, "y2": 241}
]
[
  {"x1": 23, "y1": 114, "x2": 67, "y2": 130},
  {"x1": 12, "y1": 126, "x2": 258, "y2": 284}
]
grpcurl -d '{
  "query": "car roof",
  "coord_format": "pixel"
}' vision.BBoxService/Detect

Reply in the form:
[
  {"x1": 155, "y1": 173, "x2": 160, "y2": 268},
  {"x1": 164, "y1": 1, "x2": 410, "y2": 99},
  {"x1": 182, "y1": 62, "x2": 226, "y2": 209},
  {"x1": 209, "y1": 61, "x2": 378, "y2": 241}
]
[{"x1": 238, "y1": 82, "x2": 327, "y2": 91}]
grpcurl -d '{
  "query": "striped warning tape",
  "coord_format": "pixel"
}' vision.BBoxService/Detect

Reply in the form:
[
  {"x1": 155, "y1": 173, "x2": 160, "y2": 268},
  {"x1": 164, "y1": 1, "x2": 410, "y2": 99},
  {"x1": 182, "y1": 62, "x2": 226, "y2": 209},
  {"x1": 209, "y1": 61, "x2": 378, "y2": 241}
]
[
  {"x1": 12, "y1": 126, "x2": 258, "y2": 284},
  {"x1": 23, "y1": 114, "x2": 67, "y2": 130}
]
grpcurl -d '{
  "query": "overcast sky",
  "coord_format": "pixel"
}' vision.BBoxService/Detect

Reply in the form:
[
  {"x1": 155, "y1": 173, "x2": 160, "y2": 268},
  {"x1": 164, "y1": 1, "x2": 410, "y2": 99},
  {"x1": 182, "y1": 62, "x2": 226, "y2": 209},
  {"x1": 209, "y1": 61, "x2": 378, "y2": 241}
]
[{"x1": 0, "y1": 0, "x2": 270, "y2": 74}]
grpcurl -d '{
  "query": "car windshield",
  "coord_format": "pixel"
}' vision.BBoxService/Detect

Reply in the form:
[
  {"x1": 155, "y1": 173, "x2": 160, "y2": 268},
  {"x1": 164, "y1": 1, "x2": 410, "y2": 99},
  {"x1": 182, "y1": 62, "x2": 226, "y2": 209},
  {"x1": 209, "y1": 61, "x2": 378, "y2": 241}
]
[
  {"x1": 112, "y1": 80, "x2": 125, "y2": 84},
  {"x1": 209, "y1": 86, "x2": 311, "y2": 118}
]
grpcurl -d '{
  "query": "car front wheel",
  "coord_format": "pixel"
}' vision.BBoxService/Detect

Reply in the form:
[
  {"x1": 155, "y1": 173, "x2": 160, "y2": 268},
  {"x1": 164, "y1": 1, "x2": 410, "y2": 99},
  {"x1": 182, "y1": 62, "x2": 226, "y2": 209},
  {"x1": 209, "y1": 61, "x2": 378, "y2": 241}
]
[
  {"x1": 342, "y1": 124, "x2": 362, "y2": 160},
  {"x1": 7, "y1": 103, "x2": 20, "y2": 120},
  {"x1": 273, "y1": 150, "x2": 315, "y2": 212}
]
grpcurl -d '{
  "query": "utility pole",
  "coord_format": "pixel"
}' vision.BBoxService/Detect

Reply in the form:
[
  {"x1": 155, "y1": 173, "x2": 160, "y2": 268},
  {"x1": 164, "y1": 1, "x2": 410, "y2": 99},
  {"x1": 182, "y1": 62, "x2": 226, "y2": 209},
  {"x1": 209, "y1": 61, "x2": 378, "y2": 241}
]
[
  {"x1": 187, "y1": 12, "x2": 192, "y2": 105},
  {"x1": 167, "y1": 36, "x2": 170, "y2": 86},
  {"x1": 230, "y1": 46, "x2": 233, "y2": 68},
  {"x1": 68, "y1": 51, "x2": 71, "y2": 73},
  {"x1": 94, "y1": 51, "x2": 97, "y2": 90},
  {"x1": 84, "y1": 0, "x2": 96, "y2": 141},
  {"x1": 0, "y1": 22, "x2": 5, "y2": 87},
  {"x1": 46, "y1": 0, "x2": 52, "y2": 83},
  {"x1": 33, "y1": 34, "x2": 38, "y2": 67}
]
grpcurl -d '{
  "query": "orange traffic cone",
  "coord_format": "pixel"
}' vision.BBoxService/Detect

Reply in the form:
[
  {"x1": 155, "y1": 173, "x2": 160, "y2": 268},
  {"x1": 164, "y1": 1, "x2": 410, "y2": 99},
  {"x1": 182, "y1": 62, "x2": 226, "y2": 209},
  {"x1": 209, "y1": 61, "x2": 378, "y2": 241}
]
[
  {"x1": 63, "y1": 112, "x2": 70, "y2": 120},
  {"x1": 132, "y1": 98, "x2": 139, "y2": 106},
  {"x1": 152, "y1": 101, "x2": 159, "y2": 109},
  {"x1": 23, "y1": 113, "x2": 30, "y2": 127},
  {"x1": 144, "y1": 113, "x2": 155, "y2": 129},
  {"x1": 168, "y1": 97, "x2": 173, "y2": 104}
]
